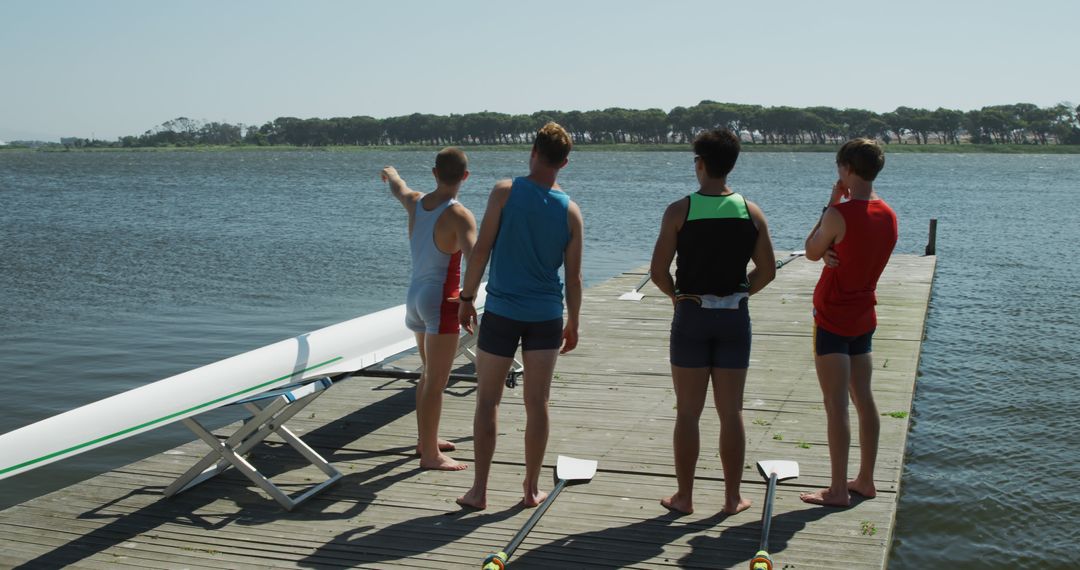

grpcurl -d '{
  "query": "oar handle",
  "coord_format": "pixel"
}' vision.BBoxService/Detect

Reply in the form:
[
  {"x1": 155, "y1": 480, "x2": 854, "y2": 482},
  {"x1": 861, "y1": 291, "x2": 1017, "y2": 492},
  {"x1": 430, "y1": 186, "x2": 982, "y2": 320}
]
[
  {"x1": 482, "y1": 551, "x2": 508, "y2": 570},
  {"x1": 500, "y1": 478, "x2": 568, "y2": 562},
  {"x1": 750, "y1": 550, "x2": 773, "y2": 570}
]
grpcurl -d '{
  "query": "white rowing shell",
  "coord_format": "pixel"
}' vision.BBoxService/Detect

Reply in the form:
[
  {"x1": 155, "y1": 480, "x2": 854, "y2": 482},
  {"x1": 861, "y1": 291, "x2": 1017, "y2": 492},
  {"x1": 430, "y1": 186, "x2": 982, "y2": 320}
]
[{"x1": 0, "y1": 290, "x2": 486, "y2": 481}]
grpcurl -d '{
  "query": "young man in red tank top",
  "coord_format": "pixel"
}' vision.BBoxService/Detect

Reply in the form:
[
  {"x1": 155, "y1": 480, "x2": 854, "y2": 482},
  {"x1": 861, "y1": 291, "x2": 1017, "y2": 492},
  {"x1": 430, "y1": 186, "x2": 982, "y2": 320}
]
[{"x1": 800, "y1": 139, "x2": 898, "y2": 507}]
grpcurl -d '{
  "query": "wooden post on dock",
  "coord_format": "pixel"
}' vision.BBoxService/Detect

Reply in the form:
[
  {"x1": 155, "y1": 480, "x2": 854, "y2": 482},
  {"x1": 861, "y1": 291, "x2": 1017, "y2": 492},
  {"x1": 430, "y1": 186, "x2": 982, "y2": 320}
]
[{"x1": 925, "y1": 218, "x2": 937, "y2": 256}]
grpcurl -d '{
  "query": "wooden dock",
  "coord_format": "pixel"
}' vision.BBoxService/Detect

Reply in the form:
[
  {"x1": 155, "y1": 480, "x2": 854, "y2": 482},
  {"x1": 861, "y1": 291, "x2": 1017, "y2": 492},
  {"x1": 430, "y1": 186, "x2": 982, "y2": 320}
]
[{"x1": 0, "y1": 253, "x2": 935, "y2": 569}]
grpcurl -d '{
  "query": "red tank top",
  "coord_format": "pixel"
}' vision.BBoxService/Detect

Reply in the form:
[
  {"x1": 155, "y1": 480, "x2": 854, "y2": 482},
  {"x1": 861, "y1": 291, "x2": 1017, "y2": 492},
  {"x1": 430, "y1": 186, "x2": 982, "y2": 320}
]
[{"x1": 813, "y1": 199, "x2": 898, "y2": 336}]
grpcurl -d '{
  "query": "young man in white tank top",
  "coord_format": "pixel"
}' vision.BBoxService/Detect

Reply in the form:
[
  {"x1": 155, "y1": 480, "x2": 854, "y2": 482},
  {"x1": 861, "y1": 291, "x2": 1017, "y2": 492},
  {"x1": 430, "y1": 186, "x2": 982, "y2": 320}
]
[{"x1": 379, "y1": 148, "x2": 477, "y2": 471}]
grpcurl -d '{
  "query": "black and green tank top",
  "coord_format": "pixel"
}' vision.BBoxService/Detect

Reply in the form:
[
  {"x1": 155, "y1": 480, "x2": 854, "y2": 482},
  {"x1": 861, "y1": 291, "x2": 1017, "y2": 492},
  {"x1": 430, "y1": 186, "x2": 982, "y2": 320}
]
[{"x1": 675, "y1": 192, "x2": 759, "y2": 296}]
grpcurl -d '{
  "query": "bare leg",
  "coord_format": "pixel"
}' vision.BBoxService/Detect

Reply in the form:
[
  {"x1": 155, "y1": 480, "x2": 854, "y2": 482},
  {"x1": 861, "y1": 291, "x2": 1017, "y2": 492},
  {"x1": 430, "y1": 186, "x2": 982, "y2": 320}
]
[
  {"x1": 661, "y1": 365, "x2": 709, "y2": 515},
  {"x1": 456, "y1": 349, "x2": 514, "y2": 510},
  {"x1": 412, "y1": 333, "x2": 454, "y2": 454},
  {"x1": 417, "y1": 333, "x2": 466, "y2": 471},
  {"x1": 521, "y1": 348, "x2": 558, "y2": 507},
  {"x1": 712, "y1": 367, "x2": 752, "y2": 515},
  {"x1": 801, "y1": 353, "x2": 852, "y2": 507},
  {"x1": 847, "y1": 352, "x2": 878, "y2": 498},
  {"x1": 413, "y1": 332, "x2": 427, "y2": 453}
]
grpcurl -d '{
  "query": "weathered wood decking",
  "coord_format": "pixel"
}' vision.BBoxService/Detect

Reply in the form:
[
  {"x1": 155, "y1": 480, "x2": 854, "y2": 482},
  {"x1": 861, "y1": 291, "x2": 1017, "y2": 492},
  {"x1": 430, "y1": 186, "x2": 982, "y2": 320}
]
[{"x1": 0, "y1": 253, "x2": 935, "y2": 569}]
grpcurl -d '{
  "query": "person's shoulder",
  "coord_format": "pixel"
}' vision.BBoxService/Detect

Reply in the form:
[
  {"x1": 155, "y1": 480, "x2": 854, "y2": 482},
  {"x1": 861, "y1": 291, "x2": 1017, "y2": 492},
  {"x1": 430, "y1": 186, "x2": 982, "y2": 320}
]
[
  {"x1": 490, "y1": 179, "x2": 514, "y2": 198},
  {"x1": 446, "y1": 200, "x2": 473, "y2": 215},
  {"x1": 661, "y1": 195, "x2": 690, "y2": 222},
  {"x1": 741, "y1": 195, "x2": 766, "y2": 217},
  {"x1": 567, "y1": 199, "x2": 583, "y2": 218},
  {"x1": 666, "y1": 194, "x2": 691, "y2": 212},
  {"x1": 484, "y1": 179, "x2": 514, "y2": 207},
  {"x1": 443, "y1": 203, "x2": 476, "y2": 233},
  {"x1": 403, "y1": 190, "x2": 424, "y2": 205}
]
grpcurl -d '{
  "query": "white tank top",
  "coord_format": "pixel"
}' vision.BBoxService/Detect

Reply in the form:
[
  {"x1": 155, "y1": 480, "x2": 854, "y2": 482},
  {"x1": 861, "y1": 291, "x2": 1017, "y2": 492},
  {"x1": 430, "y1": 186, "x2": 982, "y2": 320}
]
[{"x1": 409, "y1": 195, "x2": 458, "y2": 285}]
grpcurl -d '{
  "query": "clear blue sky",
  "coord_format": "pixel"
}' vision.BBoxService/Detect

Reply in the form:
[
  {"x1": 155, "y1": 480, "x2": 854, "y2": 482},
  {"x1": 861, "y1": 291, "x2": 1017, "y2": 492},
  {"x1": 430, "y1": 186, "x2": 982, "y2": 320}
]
[{"x1": 2, "y1": 0, "x2": 1077, "y2": 141}]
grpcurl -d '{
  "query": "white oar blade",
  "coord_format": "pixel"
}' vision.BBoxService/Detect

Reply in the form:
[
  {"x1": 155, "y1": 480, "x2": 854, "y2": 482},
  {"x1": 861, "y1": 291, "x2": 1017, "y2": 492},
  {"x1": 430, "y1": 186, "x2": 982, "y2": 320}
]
[
  {"x1": 556, "y1": 455, "x2": 598, "y2": 482},
  {"x1": 618, "y1": 290, "x2": 644, "y2": 301},
  {"x1": 756, "y1": 460, "x2": 799, "y2": 482}
]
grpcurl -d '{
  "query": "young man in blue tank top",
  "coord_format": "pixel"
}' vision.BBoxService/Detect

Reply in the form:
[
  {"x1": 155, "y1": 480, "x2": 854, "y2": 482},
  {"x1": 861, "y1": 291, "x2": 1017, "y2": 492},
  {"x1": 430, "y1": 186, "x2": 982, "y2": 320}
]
[
  {"x1": 649, "y1": 129, "x2": 776, "y2": 515},
  {"x1": 454, "y1": 123, "x2": 584, "y2": 510},
  {"x1": 379, "y1": 147, "x2": 477, "y2": 471}
]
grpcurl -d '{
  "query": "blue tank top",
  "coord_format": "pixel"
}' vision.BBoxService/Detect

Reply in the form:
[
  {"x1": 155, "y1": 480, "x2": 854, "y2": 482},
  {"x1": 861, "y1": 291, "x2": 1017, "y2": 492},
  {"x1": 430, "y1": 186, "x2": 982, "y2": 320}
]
[{"x1": 485, "y1": 177, "x2": 571, "y2": 321}]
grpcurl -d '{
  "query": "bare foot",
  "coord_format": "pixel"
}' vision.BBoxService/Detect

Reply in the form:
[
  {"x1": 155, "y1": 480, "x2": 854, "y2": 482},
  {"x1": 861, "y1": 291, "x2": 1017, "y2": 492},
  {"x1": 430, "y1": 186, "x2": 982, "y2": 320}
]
[
  {"x1": 415, "y1": 439, "x2": 456, "y2": 455},
  {"x1": 522, "y1": 489, "x2": 549, "y2": 508},
  {"x1": 722, "y1": 497, "x2": 752, "y2": 515},
  {"x1": 800, "y1": 487, "x2": 851, "y2": 507},
  {"x1": 456, "y1": 488, "x2": 486, "y2": 510},
  {"x1": 419, "y1": 453, "x2": 467, "y2": 471},
  {"x1": 660, "y1": 493, "x2": 693, "y2": 515},
  {"x1": 848, "y1": 478, "x2": 877, "y2": 499}
]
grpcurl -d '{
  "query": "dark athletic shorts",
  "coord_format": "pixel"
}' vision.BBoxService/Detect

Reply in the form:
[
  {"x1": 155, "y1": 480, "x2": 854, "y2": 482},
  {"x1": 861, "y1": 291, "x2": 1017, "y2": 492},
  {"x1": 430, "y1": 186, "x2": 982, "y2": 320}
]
[
  {"x1": 814, "y1": 324, "x2": 874, "y2": 356},
  {"x1": 669, "y1": 298, "x2": 751, "y2": 369},
  {"x1": 478, "y1": 310, "x2": 563, "y2": 358}
]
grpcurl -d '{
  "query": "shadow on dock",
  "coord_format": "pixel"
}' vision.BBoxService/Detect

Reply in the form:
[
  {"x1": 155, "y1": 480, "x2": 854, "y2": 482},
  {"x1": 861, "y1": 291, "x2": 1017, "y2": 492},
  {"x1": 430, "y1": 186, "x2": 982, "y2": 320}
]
[{"x1": 15, "y1": 377, "x2": 459, "y2": 569}]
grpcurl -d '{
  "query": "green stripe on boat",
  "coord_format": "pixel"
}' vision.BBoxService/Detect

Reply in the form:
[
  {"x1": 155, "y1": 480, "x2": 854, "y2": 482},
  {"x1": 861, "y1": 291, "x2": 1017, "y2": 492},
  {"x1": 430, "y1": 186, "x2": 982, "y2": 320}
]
[{"x1": 0, "y1": 356, "x2": 343, "y2": 476}]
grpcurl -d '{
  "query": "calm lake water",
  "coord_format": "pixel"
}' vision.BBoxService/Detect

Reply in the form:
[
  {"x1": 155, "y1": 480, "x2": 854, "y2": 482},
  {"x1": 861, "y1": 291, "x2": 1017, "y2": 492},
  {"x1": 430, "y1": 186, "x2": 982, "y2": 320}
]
[{"x1": 1, "y1": 149, "x2": 1077, "y2": 567}]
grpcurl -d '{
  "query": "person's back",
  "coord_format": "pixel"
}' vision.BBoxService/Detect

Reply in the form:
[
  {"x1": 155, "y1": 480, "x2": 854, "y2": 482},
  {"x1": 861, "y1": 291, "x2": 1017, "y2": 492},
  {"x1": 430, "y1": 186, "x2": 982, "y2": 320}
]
[
  {"x1": 407, "y1": 195, "x2": 463, "y2": 335},
  {"x1": 455, "y1": 122, "x2": 583, "y2": 511},
  {"x1": 485, "y1": 176, "x2": 571, "y2": 322},
  {"x1": 812, "y1": 198, "x2": 897, "y2": 336},
  {"x1": 675, "y1": 191, "x2": 759, "y2": 298}
]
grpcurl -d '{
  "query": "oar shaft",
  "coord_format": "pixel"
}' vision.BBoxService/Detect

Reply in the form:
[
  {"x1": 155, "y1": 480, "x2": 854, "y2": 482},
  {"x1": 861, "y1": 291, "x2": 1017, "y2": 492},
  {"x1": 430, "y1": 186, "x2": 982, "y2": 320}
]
[
  {"x1": 631, "y1": 272, "x2": 651, "y2": 293},
  {"x1": 776, "y1": 253, "x2": 802, "y2": 269},
  {"x1": 503, "y1": 478, "x2": 567, "y2": 559},
  {"x1": 759, "y1": 473, "x2": 778, "y2": 552}
]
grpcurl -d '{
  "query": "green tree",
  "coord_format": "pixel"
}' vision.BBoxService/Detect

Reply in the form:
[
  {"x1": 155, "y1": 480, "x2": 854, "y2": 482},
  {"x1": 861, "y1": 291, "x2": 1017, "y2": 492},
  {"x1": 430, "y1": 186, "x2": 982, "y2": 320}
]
[{"x1": 931, "y1": 108, "x2": 964, "y2": 144}]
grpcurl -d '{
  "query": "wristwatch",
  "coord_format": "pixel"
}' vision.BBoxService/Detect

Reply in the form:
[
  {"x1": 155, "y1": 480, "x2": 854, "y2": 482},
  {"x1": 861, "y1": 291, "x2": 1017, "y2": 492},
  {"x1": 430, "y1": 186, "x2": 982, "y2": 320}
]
[{"x1": 459, "y1": 294, "x2": 475, "y2": 303}]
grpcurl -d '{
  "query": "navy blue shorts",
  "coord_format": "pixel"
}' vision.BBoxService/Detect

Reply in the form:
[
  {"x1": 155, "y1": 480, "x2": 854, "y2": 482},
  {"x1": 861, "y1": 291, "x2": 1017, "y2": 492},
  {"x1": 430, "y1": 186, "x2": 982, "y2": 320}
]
[
  {"x1": 814, "y1": 324, "x2": 874, "y2": 356},
  {"x1": 669, "y1": 298, "x2": 751, "y2": 368},
  {"x1": 478, "y1": 310, "x2": 563, "y2": 358}
]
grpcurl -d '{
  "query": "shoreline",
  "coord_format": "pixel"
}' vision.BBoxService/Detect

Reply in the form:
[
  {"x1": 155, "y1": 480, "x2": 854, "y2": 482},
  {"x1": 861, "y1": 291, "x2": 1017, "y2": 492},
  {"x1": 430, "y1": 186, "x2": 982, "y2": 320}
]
[{"x1": 4, "y1": 143, "x2": 1080, "y2": 154}]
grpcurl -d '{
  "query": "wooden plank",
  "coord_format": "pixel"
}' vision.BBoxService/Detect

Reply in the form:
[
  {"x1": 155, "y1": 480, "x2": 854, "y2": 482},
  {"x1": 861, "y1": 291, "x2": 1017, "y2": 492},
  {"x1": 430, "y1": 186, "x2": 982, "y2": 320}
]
[{"x1": 0, "y1": 253, "x2": 934, "y2": 569}]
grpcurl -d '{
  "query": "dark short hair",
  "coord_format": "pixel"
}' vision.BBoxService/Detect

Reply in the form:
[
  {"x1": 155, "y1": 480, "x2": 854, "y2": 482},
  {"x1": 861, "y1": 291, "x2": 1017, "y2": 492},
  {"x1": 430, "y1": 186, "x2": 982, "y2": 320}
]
[
  {"x1": 836, "y1": 138, "x2": 884, "y2": 181},
  {"x1": 692, "y1": 129, "x2": 740, "y2": 178},
  {"x1": 533, "y1": 122, "x2": 572, "y2": 166},
  {"x1": 435, "y1": 147, "x2": 468, "y2": 183}
]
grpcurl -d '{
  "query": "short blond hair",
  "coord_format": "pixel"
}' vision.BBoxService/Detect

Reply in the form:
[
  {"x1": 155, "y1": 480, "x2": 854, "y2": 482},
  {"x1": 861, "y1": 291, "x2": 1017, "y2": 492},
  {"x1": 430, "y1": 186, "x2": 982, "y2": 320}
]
[{"x1": 533, "y1": 122, "x2": 572, "y2": 166}]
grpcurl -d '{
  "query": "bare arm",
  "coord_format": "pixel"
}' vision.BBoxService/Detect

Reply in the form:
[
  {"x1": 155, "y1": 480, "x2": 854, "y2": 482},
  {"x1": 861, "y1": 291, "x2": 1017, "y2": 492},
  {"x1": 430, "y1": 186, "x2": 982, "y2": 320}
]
[
  {"x1": 804, "y1": 179, "x2": 848, "y2": 261},
  {"x1": 649, "y1": 199, "x2": 687, "y2": 303},
  {"x1": 380, "y1": 166, "x2": 422, "y2": 214},
  {"x1": 745, "y1": 200, "x2": 776, "y2": 295},
  {"x1": 451, "y1": 205, "x2": 478, "y2": 262},
  {"x1": 561, "y1": 201, "x2": 584, "y2": 354},
  {"x1": 457, "y1": 180, "x2": 511, "y2": 333}
]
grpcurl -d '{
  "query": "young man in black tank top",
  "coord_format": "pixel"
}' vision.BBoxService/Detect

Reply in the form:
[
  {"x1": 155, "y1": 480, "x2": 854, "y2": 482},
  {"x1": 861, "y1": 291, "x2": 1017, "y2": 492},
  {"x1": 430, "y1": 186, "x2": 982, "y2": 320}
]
[{"x1": 649, "y1": 129, "x2": 776, "y2": 515}]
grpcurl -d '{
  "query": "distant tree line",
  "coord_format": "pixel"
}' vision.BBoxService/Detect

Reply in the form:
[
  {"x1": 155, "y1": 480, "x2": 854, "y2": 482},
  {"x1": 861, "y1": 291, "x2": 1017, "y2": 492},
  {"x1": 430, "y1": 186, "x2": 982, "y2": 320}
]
[{"x1": 93, "y1": 101, "x2": 1080, "y2": 148}]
